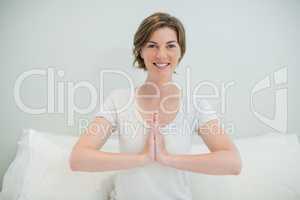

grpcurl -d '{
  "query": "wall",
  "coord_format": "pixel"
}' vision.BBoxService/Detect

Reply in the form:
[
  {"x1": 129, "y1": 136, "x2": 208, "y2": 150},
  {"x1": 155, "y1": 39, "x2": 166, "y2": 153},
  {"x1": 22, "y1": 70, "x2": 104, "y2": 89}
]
[{"x1": 0, "y1": 0, "x2": 299, "y2": 189}]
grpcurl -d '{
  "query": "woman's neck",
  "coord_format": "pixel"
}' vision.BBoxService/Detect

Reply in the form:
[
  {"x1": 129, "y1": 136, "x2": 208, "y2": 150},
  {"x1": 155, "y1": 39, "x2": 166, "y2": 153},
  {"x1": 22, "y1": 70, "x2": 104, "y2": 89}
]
[{"x1": 144, "y1": 76, "x2": 173, "y2": 91}]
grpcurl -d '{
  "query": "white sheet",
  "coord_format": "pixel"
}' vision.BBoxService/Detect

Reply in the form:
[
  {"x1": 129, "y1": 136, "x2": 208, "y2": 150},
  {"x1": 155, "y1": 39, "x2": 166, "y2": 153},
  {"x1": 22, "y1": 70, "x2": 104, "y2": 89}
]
[{"x1": 1, "y1": 130, "x2": 300, "y2": 200}]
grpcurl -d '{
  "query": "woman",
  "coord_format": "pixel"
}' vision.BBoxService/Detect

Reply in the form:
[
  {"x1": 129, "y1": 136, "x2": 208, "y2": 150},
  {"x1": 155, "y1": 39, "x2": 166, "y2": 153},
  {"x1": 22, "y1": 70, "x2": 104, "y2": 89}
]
[{"x1": 69, "y1": 12, "x2": 242, "y2": 200}]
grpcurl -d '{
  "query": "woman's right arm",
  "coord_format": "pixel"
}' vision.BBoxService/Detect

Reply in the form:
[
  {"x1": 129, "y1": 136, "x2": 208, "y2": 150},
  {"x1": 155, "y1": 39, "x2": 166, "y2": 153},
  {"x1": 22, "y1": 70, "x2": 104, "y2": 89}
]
[{"x1": 69, "y1": 117, "x2": 151, "y2": 172}]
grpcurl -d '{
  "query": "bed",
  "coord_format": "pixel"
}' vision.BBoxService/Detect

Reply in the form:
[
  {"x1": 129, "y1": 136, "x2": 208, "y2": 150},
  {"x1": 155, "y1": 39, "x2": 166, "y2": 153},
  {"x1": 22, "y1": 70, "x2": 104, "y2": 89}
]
[{"x1": 1, "y1": 129, "x2": 300, "y2": 200}]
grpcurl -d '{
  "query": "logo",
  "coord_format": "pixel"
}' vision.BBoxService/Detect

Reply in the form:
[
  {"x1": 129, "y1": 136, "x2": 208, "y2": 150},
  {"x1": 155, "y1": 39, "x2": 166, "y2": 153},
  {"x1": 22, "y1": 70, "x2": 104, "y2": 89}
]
[{"x1": 250, "y1": 67, "x2": 288, "y2": 133}]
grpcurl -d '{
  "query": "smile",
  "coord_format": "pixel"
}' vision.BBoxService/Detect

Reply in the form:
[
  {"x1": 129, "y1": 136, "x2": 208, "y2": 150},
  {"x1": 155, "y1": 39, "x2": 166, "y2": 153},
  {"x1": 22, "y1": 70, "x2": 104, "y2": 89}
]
[{"x1": 153, "y1": 63, "x2": 170, "y2": 70}]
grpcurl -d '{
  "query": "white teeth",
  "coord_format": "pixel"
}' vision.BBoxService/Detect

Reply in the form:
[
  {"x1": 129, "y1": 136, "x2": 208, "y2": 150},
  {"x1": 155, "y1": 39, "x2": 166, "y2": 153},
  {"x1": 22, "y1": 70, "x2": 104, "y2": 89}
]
[{"x1": 154, "y1": 63, "x2": 169, "y2": 68}]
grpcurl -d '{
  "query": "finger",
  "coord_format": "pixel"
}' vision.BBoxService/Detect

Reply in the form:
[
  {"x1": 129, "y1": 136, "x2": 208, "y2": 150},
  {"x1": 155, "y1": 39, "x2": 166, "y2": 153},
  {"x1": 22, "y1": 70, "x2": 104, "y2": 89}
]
[
  {"x1": 147, "y1": 125, "x2": 155, "y2": 156},
  {"x1": 153, "y1": 136, "x2": 156, "y2": 160},
  {"x1": 147, "y1": 119, "x2": 154, "y2": 129},
  {"x1": 151, "y1": 129, "x2": 156, "y2": 143},
  {"x1": 156, "y1": 131, "x2": 165, "y2": 148},
  {"x1": 153, "y1": 112, "x2": 159, "y2": 127},
  {"x1": 149, "y1": 130, "x2": 156, "y2": 160}
]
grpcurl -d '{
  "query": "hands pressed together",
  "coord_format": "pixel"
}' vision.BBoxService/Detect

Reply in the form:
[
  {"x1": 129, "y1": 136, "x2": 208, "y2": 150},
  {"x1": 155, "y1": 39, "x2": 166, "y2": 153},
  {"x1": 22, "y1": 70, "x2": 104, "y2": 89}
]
[{"x1": 141, "y1": 113, "x2": 170, "y2": 166}]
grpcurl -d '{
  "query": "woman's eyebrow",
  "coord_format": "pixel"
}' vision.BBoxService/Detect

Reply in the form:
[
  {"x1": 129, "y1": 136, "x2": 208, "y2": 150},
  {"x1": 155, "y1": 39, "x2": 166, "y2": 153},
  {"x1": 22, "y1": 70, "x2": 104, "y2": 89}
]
[
  {"x1": 166, "y1": 40, "x2": 177, "y2": 44},
  {"x1": 147, "y1": 41, "x2": 157, "y2": 44},
  {"x1": 147, "y1": 40, "x2": 178, "y2": 44}
]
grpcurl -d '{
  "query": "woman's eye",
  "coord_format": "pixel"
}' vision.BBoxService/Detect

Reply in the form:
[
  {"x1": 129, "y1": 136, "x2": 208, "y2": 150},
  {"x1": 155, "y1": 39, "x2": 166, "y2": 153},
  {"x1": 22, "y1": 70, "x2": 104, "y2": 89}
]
[
  {"x1": 147, "y1": 44, "x2": 156, "y2": 48},
  {"x1": 167, "y1": 44, "x2": 176, "y2": 48}
]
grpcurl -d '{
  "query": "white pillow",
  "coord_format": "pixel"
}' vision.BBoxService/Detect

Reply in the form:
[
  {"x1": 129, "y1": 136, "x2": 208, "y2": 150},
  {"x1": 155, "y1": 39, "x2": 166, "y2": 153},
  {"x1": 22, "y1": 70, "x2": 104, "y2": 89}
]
[
  {"x1": 1, "y1": 129, "x2": 119, "y2": 200},
  {"x1": 1, "y1": 131, "x2": 31, "y2": 200},
  {"x1": 189, "y1": 133, "x2": 300, "y2": 200}
]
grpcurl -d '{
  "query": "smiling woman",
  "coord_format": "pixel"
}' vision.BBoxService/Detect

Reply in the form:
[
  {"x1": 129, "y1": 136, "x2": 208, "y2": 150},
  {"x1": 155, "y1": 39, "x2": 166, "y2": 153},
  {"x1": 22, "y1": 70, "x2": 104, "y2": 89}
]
[
  {"x1": 140, "y1": 27, "x2": 181, "y2": 74},
  {"x1": 69, "y1": 12, "x2": 242, "y2": 200},
  {"x1": 133, "y1": 12, "x2": 186, "y2": 74}
]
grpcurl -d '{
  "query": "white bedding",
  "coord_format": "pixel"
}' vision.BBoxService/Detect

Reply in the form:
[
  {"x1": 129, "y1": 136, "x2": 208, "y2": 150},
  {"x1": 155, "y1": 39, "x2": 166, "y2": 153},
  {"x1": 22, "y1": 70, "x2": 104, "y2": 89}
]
[
  {"x1": 1, "y1": 129, "x2": 300, "y2": 200},
  {"x1": 189, "y1": 133, "x2": 300, "y2": 200}
]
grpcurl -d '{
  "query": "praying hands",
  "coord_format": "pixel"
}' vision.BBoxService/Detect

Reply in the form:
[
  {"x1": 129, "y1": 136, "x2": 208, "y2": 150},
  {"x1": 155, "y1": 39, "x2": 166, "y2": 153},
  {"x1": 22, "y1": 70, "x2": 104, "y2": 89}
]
[{"x1": 141, "y1": 113, "x2": 170, "y2": 166}]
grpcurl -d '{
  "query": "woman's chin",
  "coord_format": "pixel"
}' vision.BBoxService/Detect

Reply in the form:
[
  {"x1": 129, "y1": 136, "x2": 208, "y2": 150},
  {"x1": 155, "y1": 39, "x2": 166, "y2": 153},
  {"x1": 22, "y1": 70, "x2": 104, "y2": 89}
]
[{"x1": 155, "y1": 66, "x2": 173, "y2": 73}]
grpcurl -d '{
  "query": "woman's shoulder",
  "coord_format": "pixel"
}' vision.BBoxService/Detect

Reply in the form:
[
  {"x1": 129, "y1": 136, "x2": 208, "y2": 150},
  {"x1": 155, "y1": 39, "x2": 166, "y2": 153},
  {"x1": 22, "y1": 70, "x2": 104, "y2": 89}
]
[
  {"x1": 107, "y1": 87, "x2": 136, "y2": 109},
  {"x1": 181, "y1": 94, "x2": 217, "y2": 117},
  {"x1": 109, "y1": 87, "x2": 135, "y2": 99}
]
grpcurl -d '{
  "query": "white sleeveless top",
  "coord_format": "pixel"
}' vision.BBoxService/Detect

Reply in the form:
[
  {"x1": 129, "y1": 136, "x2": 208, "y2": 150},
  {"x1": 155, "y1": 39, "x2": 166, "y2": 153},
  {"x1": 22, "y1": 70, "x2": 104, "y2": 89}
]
[{"x1": 96, "y1": 87, "x2": 217, "y2": 200}]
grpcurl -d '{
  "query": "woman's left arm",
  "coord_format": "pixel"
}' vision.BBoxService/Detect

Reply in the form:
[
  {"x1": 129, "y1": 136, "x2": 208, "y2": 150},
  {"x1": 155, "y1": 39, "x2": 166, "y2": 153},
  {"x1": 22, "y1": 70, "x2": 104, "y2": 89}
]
[{"x1": 161, "y1": 119, "x2": 242, "y2": 175}]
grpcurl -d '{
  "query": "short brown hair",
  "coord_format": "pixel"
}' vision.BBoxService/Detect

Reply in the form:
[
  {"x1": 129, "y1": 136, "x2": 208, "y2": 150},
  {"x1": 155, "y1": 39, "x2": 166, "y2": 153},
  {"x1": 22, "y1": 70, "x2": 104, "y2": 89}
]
[{"x1": 133, "y1": 12, "x2": 186, "y2": 71}]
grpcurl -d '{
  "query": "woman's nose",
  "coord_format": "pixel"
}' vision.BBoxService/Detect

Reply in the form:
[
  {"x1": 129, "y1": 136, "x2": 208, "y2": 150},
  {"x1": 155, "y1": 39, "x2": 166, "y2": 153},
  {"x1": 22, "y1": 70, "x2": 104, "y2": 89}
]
[{"x1": 156, "y1": 47, "x2": 168, "y2": 60}]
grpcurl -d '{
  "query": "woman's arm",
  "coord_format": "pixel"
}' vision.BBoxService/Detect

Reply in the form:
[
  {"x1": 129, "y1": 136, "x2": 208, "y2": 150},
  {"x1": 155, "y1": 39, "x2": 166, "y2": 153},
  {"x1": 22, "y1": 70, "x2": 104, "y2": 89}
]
[
  {"x1": 69, "y1": 117, "x2": 148, "y2": 172},
  {"x1": 162, "y1": 119, "x2": 242, "y2": 175}
]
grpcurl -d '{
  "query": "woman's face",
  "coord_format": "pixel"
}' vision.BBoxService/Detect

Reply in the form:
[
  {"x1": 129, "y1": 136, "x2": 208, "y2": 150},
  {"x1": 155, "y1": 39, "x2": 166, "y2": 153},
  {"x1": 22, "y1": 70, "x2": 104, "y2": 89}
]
[{"x1": 140, "y1": 27, "x2": 181, "y2": 79}]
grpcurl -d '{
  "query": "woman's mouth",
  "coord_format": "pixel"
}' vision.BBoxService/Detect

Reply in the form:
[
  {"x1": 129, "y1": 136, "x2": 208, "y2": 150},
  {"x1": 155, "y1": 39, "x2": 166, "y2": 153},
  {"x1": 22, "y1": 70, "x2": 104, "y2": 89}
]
[{"x1": 153, "y1": 62, "x2": 170, "y2": 70}]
